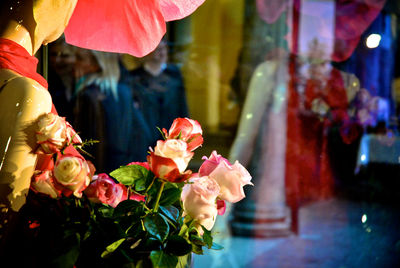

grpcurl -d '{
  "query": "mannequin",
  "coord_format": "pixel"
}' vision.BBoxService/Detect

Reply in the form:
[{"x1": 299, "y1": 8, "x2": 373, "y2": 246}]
[{"x1": 0, "y1": 0, "x2": 78, "y2": 243}]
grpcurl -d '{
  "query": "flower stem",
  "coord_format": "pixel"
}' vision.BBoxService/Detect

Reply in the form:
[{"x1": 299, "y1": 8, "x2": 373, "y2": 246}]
[
  {"x1": 153, "y1": 181, "x2": 166, "y2": 213},
  {"x1": 145, "y1": 176, "x2": 157, "y2": 193}
]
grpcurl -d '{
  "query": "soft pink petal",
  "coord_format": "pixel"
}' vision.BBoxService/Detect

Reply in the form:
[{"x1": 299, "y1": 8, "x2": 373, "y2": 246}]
[
  {"x1": 159, "y1": 0, "x2": 206, "y2": 21},
  {"x1": 64, "y1": 0, "x2": 166, "y2": 57}
]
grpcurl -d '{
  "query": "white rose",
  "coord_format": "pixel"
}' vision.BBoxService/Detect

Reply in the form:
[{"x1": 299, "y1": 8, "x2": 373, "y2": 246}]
[
  {"x1": 54, "y1": 155, "x2": 91, "y2": 197},
  {"x1": 36, "y1": 113, "x2": 81, "y2": 154},
  {"x1": 181, "y1": 176, "x2": 220, "y2": 231}
]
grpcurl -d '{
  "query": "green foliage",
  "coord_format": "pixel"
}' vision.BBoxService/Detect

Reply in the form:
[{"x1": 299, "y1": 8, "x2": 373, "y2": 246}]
[
  {"x1": 35, "y1": 162, "x2": 221, "y2": 267},
  {"x1": 150, "y1": 250, "x2": 178, "y2": 268},
  {"x1": 110, "y1": 165, "x2": 152, "y2": 186}
]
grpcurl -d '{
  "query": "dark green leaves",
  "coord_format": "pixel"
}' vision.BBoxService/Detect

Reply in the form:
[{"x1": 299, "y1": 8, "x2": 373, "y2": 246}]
[
  {"x1": 144, "y1": 213, "x2": 170, "y2": 242},
  {"x1": 150, "y1": 250, "x2": 178, "y2": 268}
]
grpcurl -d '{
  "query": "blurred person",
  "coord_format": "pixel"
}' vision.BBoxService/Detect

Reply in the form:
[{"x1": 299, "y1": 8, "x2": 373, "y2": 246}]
[
  {"x1": 48, "y1": 36, "x2": 77, "y2": 123},
  {"x1": 127, "y1": 39, "x2": 189, "y2": 153},
  {"x1": 74, "y1": 49, "x2": 148, "y2": 172}
]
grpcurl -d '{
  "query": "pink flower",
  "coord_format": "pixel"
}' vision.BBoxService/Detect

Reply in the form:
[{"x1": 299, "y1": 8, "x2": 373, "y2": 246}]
[
  {"x1": 181, "y1": 175, "x2": 220, "y2": 231},
  {"x1": 31, "y1": 170, "x2": 61, "y2": 199},
  {"x1": 36, "y1": 113, "x2": 82, "y2": 154},
  {"x1": 84, "y1": 174, "x2": 128, "y2": 208},
  {"x1": 198, "y1": 151, "x2": 231, "y2": 177},
  {"x1": 127, "y1": 161, "x2": 150, "y2": 170},
  {"x1": 65, "y1": 0, "x2": 206, "y2": 57},
  {"x1": 163, "y1": 118, "x2": 203, "y2": 151},
  {"x1": 129, "y1": 192, "x2": 146, "y2": 203},
  {"x1": 199, "y1": 151, "x2": 253, "y2": 203},
  {"x1": 53, "y1": 154, "x2": 91, "y2": 198}
]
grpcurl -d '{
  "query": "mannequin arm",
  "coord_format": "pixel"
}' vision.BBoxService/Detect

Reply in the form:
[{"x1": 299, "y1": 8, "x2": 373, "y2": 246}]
[
  {"x1": 0, "y1": 73, "x2": 52, "y2": 213},
  {"x1": 229, "y1": 61, "x2": 277, "y2": 165}
]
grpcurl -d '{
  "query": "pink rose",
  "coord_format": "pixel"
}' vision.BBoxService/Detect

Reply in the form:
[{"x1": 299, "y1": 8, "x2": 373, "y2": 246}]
[
  {"x1": 163, "y1": 118, "x2": 203, "y2": 151},
  {"x1": 198, "y1": 151, "x2": 231, "y2": 177},
  {"x1": 85, "y1": 173, "x2": 128, "y2": 208},
  {"x1": 36, "y1": 113, "x2": 82, "y2": 154},
  {"x1": 54, "y1": 154, "x2": 91, "y2": 197},
  {"x1": 200, "y1": 151, "x2": 253, "y2": 203},
  {"x1": 181, "y1": 175, "x2": 220, "y2": 231},
  {"x1": 127, "y1": 161, "x2": 150, "y2": 170},
  {"x1": 208, "y1": 161, "x2": 253, "y2": 203},
  {"x1": 31, "y1": 170, "x2": 61, "y2": 199}
]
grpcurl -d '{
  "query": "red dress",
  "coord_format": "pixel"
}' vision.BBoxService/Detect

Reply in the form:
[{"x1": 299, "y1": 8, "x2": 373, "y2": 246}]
[{"x1": 285, "y1": 66, "x2": 349, "y2": 204}]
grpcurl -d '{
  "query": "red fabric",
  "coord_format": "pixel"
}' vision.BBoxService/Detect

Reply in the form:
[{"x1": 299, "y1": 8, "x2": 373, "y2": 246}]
[
  {"x1": 286, "y1": 63, "x2": 348, "y2": 202},
  {"x1": 0, "y1": 38, "x2": 48, "y2": 88},
  {"x1": 64, "y1": 0, "x2": 205, "y2": 57}
]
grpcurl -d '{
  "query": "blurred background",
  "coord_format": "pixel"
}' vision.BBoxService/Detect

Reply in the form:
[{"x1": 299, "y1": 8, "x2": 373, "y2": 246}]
[{"x1": 40, "y1": 0, "x2": 400, "y2": 267}]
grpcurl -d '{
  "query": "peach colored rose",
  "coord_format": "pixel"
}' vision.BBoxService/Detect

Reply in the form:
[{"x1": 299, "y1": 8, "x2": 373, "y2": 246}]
[
  {"x1": 54, "y1": 155, "x2": 91, "y2": 197},
  {"x1": 31, "y1": 170, "x2": 61, "y2": 199},
  {"x1": 154, "y1": 139, "x2": 193, "y2": 173},
  {"x1": 36, "y1": 113, "x2": 82, "y2": 154},
  {"x1": 147, "y1": 152, "x2": 192, "y2": 183},
  {"x1": 181, "y1": 175, "x2": 220, "y2": 231},
  {"x1": 163, "y1": 118, "x2": 203, "y2": 151}
]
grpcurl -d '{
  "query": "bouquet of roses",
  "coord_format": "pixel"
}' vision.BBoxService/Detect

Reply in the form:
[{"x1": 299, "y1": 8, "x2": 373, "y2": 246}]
[{"x1": 28, "y1": 116, "x2": 252, "y2": 267}]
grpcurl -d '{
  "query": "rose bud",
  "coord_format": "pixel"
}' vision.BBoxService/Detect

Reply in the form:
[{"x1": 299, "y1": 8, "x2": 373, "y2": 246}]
[
  {"x1": 181, "y1": 175, "x2": 220, "y2": 231},
  {"x1": 31, "y1": 170, "x2": 61, "y2": 199},
  {"x1": 54, "y1": 155, "x2": 91, "y2": 197},
  {"x1": 163, "y1": 118, "x2": 203, "y2": 151}
]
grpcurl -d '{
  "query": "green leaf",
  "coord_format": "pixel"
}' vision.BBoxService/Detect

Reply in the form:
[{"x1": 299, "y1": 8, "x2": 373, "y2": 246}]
[
  {"x1": 144, "y1": 213, "x2": 170, "y2": 242},
  {"x1": 159, "y1": 206, "x2": 180, "y2": 223},
  {"x1": 201, "y1": 226, "x2": 213, "y2": 248},
  {"x1": 177, "y1": 254, "x2": 192, "y2": 268},
  {"x1": 134, "y1": 177, "x2": 147, "y2": 191},
  {"x1": 150, "y1": 250, "x2": 178, "y2": 268},
  {"x1": 98, "y1": 206, "x2": 114, "y2": 218},
  {"x1": 159, "y1": 187, "x2": 182, "y2": 206},
  {"x1": 114, "y1": 199, "x2": 142, "y2": 217},
  {"x1": 101, "y1": 238, "x2": 126, "y2": 258},
  {"x1": 110, "y1": 165, "x2": 149, "y2": 186},
  {"x1": 165, "y1": 235, "x2": 192, "y2": 256},
  {"x1": 189, "y1": 234, "x2": 205, "y2": 246}
]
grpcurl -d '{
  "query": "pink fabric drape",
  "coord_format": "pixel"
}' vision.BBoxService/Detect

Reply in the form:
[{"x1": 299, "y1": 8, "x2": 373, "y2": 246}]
[
  {"x1": 256, "y1": 0, "x2": 386, "y2": 62},
  {"x1": 64, "y1": 0, "x2": 205, "y2": 57}
]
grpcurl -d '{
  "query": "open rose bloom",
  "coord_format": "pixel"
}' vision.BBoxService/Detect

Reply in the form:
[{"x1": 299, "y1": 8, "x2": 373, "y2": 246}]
[
  {"x1": 163, "y1": 118, "x2": 204, "y2": 151},
  {"x1": 148, "y1": 139, "x2": 193, "y2": 182},
  {"x1": 181, "y1": 175, "x2": 220, "y2": 231},
  {"x1": 36, "y1": 113, "x2": 82, "y2": 154},
  {"x1": 181, "y1": 150, "x2": 252, "y2": 232},
  {"x1": 53, "y1": 154, "x2": 92, "y2": 198}
]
